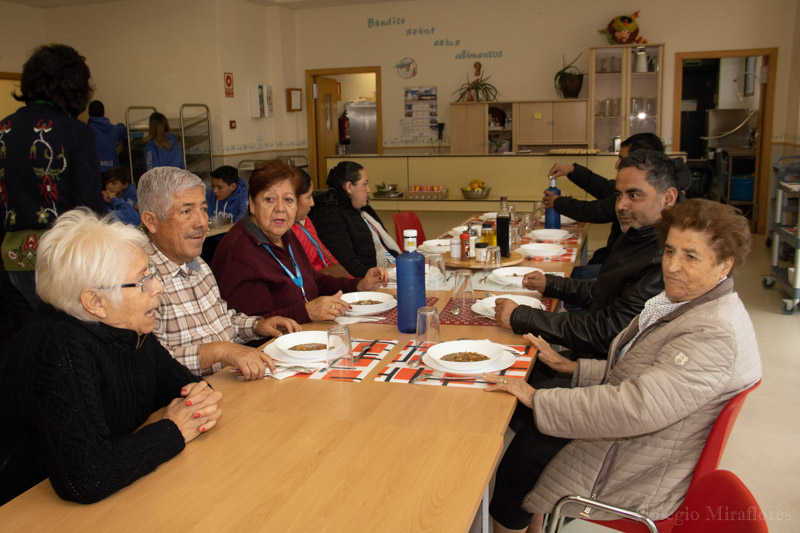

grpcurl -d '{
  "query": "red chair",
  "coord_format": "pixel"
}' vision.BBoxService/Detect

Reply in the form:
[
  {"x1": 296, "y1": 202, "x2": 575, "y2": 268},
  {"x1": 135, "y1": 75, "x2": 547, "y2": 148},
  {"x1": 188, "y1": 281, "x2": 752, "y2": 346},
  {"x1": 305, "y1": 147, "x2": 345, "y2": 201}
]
[
  {"x1": 393, "y1": 211, "x2": 426, "y2": 251},
  {"x1": 547, "y1": 380, "x2": 761, "y2": 533},
  {"x1": 549, "y1": 470, "x2": 768, "y2": 533}
]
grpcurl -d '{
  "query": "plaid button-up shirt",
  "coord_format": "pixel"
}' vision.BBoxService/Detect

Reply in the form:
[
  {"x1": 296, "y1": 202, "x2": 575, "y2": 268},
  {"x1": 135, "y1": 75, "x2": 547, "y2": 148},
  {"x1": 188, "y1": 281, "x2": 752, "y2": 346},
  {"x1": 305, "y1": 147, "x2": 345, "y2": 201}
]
[{"x1": 146, "y1": 241, "x2": 260, "y2": 375}]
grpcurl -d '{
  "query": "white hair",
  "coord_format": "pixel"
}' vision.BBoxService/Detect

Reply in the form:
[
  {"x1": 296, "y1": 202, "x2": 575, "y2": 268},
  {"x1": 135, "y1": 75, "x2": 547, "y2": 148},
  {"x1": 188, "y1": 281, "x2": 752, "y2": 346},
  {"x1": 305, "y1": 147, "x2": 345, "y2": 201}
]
[
  {"x1": 137, "y1": 166, "x2": 204, "y2": 219},
  {"x1": 36, "y1": 208, "x2": 149, "y2": 322}
]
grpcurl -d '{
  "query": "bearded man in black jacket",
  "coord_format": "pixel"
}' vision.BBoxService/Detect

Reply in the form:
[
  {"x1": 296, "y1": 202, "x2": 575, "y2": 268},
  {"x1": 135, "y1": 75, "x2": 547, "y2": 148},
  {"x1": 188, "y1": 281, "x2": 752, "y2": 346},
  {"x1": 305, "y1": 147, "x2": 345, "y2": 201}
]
[{"x1": 496, "y1": 150, "x2": 680, "y2": 375}]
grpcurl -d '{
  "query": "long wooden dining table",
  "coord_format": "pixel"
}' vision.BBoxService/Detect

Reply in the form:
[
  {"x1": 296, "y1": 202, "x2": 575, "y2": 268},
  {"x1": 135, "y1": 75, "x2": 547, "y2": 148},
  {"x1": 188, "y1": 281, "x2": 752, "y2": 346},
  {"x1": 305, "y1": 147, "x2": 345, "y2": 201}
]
[{"x1": 0, "y1": 224, "x2": 587, "y2": 532}]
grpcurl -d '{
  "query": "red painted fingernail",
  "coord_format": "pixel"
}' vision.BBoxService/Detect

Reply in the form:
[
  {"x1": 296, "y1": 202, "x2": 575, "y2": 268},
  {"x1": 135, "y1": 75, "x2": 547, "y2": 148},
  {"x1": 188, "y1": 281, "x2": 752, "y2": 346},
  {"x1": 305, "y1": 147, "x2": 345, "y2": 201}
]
[
  {"x1": 181, "y1": 389, "x2": 187, "y2": 394},
  {"x1": 200, "y1": 427, "x2": 206, "y2": 433},
  {"x1": 194, "y1": 412, "x2": 201, "y2": 419},
  {"x1": 185, "y1": 400, "x2": 192, "y2": 406}
]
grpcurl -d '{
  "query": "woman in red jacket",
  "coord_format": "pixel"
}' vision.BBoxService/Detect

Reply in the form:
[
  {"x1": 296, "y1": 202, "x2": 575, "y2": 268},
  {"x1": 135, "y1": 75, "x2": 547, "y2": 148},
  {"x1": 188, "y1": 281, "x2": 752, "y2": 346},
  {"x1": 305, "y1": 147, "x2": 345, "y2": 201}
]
[{"x1": 211, "y1": 160, "x2": 387, "y2": 323}]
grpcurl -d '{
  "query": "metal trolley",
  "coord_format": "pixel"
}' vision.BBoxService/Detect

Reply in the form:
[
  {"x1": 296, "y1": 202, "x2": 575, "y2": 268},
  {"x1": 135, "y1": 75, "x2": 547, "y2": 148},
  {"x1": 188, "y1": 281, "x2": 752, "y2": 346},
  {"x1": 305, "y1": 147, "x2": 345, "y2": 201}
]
[{"x1": 762, "y1": 156, "x2": 800, "y2": 314}]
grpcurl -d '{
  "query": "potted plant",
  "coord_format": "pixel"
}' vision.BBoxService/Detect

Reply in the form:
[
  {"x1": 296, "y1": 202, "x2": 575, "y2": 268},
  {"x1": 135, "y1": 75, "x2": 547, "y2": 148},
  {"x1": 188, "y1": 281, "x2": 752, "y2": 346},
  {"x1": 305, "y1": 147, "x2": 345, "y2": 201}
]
[
  {"x1": 554, "y1": 52, "x2": 585, "y2": 98},
  {"x1": 454, "y1": 70, "x2": 498, "y2": 102}
]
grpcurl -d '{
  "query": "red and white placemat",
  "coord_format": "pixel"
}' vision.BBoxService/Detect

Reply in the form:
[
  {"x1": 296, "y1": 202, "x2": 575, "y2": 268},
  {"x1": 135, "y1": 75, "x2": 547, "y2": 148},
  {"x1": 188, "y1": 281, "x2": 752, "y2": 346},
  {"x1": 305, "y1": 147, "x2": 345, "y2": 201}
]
[
  {"x1": 437, "y1": 297, "x2": 555, "y2": 326},
  {"x1": 374, "y1": 340, "x2": 536, "y2": 388}
]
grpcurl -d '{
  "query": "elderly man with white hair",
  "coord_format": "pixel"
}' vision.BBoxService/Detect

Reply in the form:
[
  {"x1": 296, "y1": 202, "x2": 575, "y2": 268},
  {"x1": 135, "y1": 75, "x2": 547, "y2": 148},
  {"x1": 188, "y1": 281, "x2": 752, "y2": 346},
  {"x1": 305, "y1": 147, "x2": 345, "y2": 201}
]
[
  {"x1": 138, "y1": 167, "x2": 300, "y2": 380},
  {"x1": 1, "y1": 209, "x2": 222, "y2": 506}
]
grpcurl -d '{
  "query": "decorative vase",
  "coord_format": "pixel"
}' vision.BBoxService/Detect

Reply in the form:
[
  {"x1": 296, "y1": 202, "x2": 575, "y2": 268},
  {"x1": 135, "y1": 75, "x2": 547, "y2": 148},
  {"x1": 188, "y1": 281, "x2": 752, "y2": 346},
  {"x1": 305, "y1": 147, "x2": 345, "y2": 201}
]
[{"x1": 558, "y1": 73, "x2": 584, "y2": 98}]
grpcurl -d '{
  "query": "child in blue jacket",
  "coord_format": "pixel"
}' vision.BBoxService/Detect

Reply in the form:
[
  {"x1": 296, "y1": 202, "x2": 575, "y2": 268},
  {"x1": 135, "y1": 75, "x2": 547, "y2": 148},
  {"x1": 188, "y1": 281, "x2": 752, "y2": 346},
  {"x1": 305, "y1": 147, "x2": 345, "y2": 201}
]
[
  {"x1": 206, "y1": 165, "x2": 248, "y2": 224},
  {"x1": 102, "y1": 167, "x2": 140, "y2": 226}
]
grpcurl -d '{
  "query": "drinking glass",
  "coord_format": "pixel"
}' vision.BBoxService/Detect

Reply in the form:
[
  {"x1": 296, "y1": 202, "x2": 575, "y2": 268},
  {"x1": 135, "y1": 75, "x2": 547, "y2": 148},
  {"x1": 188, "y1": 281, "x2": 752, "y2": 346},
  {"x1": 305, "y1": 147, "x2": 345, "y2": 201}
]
[
  {"x1": 326, "y1": 325, "x2": 354, "y2": 371},
  {"x1": 482, "y1": 245, "x2": 502, "y2": 285},
  {"x1": 533, "y1": 201, "x2": 545, "y2": 224},
  {"x1": 520, "y1": 213, "x2": 534, "y2": 236},
  {"x1": 427, "y1": 254, "x2": 446, "y2": 288},
  {"x1": 409, "y1": 306, "x2": 440, "y2": 367},
  {"x1": 451, "y1": 269, "x2": 474, "y2": 315}
]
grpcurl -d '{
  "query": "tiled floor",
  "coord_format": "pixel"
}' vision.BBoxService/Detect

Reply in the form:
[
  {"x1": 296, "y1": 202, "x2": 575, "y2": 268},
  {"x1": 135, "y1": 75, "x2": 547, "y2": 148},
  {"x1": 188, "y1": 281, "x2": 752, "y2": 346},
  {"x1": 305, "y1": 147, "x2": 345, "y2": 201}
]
[{"x1": 495, "y1": 229, "x2": 800, "y2": 532}]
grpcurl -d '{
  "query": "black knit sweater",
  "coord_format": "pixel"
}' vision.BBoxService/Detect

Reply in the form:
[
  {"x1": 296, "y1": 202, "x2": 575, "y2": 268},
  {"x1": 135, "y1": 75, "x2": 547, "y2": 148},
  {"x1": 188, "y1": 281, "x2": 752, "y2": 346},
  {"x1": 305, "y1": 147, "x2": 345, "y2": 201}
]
[{"x1": 0, "y1": 304, "x2": 200, "y2": 505}]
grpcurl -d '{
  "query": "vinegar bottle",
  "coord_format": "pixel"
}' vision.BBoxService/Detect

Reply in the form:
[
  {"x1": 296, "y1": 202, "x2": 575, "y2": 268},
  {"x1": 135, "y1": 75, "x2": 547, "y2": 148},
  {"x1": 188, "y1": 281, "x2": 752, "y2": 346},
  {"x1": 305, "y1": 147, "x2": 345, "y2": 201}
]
[
  {"x1": 497, "y1": 199, "x2": 511, "y2": 258},
  {"x1": 396, "y1": 229, "x2": 426, "y2": 333},
  {"x1": 545, "y1": 178, "x2": 561, "y2": 229}
]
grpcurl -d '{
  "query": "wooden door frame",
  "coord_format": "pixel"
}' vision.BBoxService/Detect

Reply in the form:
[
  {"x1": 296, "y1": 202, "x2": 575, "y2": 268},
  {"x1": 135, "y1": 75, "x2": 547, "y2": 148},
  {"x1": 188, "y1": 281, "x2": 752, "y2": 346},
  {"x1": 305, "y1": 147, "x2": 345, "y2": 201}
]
[
  {"x1": 305, "y1": 66, "x2": 382, "y2": 190},
  {"x1": 672, "y1": 48, "x2": 777, "y2": 233}
]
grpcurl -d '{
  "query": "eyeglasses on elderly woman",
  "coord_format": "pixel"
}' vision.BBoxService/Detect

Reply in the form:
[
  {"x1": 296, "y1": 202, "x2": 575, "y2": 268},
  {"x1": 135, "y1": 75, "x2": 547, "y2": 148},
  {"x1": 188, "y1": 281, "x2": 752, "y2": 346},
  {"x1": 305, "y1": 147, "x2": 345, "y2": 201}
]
[{"x1": 96, "y1": 263, "x2": 159, "y2": 293}]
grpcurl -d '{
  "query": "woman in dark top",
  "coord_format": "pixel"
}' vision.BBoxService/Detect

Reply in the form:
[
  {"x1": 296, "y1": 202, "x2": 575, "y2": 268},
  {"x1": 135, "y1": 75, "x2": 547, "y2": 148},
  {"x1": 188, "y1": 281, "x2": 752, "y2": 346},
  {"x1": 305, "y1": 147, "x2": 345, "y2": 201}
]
[
  {"x1": 0, "y1": 209, "x2": 222, "y2": 505},
  {"x1": 0, "y1": 44, "x2": 107, "y2": 310},
  {"x1": 212, "y1": 160, "x2": 387, "y2": 324},
  {"x1": 308, "y1": 161, "x2": 400, "y2": 278}
]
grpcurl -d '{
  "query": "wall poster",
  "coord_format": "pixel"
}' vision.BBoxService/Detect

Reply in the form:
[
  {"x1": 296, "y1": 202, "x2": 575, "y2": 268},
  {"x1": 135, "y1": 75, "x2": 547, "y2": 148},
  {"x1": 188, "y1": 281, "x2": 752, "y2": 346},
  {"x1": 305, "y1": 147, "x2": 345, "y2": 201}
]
[{"x1": 403, "y1": 86, "x2": 438, "y2": 139}]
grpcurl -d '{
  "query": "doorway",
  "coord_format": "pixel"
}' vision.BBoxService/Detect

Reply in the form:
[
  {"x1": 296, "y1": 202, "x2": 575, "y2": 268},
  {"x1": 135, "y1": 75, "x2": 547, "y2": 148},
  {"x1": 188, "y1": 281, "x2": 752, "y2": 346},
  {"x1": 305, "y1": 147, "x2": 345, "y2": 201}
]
[
  {"x1": 0, "y1": 73, "x2": 22, "y2": 120},
  {"x1": 672, "y1": 48, "x2": 777, "y2": 233},
  {"x1": 305, "y1": 66, "x2": 382, "y2": 190}
]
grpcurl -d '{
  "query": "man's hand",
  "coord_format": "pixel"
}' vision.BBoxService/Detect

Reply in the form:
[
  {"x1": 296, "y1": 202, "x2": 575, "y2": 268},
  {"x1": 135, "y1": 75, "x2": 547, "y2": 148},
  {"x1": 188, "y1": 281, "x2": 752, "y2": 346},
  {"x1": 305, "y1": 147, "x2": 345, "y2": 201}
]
[
  {"x1": 522, "y1": 271, "x2": 547, "y2": 293},
  {"x1": 548, "y1": 162, "x2": 575, "y2": 179},
  {"x1": 542, "y1": 189, "x2": 560, "y2": 209},
  {"x1": 525, "y1": 333, "x2": 577, "y2": 375},
  {"x1": 256, "y1": 316, "x2": 301, "y2": 338},
  {"x1": 494, "y1": 298, "x2": 518, "y2": 330},
  {"x1": 305, "y1": 291, "x2": 349, "y2": 321}
]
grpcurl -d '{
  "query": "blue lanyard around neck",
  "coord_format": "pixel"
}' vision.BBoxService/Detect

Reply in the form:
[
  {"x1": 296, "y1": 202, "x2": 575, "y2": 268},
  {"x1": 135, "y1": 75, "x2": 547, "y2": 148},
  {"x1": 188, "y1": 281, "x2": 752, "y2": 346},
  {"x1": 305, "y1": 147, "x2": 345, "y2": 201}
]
[
  {"x1": 294, "y1": 223, "x2": 329, "y2": 267},
  {"x1": 262, "y1": 242, "x2": 307, "y2": 302}
]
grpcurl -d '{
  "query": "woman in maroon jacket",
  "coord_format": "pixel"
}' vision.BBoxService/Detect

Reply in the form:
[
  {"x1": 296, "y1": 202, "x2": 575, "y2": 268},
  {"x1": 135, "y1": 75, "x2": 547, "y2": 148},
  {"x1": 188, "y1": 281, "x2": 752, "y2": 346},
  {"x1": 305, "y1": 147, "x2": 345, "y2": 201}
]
[{"x1": 211, "y1": 160, "x2": 387, "y2": 324}]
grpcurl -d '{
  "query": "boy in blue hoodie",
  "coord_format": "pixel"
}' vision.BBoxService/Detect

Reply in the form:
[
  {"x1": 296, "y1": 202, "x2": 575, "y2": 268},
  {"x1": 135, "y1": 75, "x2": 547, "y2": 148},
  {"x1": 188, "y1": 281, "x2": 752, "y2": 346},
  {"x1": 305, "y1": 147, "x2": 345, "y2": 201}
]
[
  {"x1": 102, "y1": 167, "x2": 140, "y2": 226},
  {"x1": 201, "y1": 165, "x2": 248, "y2": 263},
  {"x1": 87, "y1": 100, "x2": 127, "y2": 173},
  {"x1": 206, "y1": 165, "x2": 248, "y2": 223}
]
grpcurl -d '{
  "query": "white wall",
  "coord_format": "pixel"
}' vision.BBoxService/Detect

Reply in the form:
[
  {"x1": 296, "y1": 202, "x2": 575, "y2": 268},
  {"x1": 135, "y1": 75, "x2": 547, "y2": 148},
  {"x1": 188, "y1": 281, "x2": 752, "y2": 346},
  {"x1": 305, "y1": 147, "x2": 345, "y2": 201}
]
[{"x1": 1, "y1": 0, "x2": 798, "y2": 158}]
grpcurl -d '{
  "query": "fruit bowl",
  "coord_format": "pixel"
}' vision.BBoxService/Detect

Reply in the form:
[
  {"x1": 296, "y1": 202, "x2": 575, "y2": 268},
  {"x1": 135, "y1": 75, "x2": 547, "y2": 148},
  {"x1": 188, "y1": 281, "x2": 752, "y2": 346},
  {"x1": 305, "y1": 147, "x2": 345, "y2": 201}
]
[{"x1": 461, "y1": 187, "x2": 491, "y2": 199}]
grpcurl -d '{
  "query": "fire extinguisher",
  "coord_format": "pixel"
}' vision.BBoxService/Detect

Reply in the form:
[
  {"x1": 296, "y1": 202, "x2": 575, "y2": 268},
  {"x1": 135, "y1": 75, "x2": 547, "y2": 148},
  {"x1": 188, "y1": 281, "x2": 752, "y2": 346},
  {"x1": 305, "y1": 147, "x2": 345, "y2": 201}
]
[{"x1": 338, "y1": 110, "x2": 351, "y2": 145}]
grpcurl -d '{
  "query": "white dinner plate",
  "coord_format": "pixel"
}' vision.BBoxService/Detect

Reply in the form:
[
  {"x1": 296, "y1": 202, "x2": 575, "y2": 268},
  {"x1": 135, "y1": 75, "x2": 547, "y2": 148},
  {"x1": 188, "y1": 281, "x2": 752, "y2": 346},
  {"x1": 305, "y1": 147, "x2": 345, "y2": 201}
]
[
  {"x1": 489, "y1": 266, "x2": 541, "y2": 286},
  {"x1": 480, "y1": 212, "x2": 497, "y2": 220},
  {"x1": 529, "y1": 229, "x2": 570, "y2": 241},
  {"x1": 418, "y1": 244, "x2": 450, "y2": 254},
  {"x1": 450, "y1": 225, "x2": 469, "y2": 236},
  {"x1": 471, "y1": 294, "x2": 544, "y2": 318},
  {"x1": 519, "y1": 243, "x2": 566, "y2": 258},
  {"x1": 342, "y1": 292, "x2": 396, "y2": 316},
  {"x1": 265, "y1": 338, "x2": 327, "y2": 364},
  {"x1": 422, "y1": 345, "x2": 515, "y2": 376},
  {"x1": 387, "y1": 264, "x2": 443, "y2": 282}
]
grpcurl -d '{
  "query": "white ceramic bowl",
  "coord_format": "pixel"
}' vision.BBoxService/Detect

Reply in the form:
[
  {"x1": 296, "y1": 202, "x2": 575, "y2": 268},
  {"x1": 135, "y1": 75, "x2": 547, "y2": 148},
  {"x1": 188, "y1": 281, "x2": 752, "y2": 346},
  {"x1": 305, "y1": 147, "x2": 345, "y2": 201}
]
[
  {"x1": 422, "y1": 239, "x2": 450, "y2": 248},
  {"x1": 481, "y1": 212, "x2": 498, "y2": 220},
  {"x1": 450, "y1": 225, "x2": 469, "y2": 236},
  {"x1": 341, "y1": 291, "x2": 394, "y2": 314},
  {"x1": 538, "y1": 214, "x2": 577, "y2": 225},
  {"x1": 475, "y1": 294, "x2": 544, "y2": 317},
  {"x1": 490, "y1": 266, "x2": 540, "y2": 286},
  {"x1": 426, "y1": 339, "x2": 504, "y2": 372},
  {"x1": 519, "y1": 243, "x2": 565, "y2": 257},
  {"x1": 273, "y1": 331, "x2": 329, "y2": 360},
  {"x1": 530, "y1": 229, "x2": 569, "y2": 241}
]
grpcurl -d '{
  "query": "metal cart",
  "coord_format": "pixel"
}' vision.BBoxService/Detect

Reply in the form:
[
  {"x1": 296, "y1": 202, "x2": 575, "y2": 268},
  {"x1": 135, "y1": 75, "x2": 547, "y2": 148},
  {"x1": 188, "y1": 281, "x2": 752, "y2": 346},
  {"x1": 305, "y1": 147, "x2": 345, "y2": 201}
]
[{"x1": 763, "y1": 158, "x2": 800, "y2": 314}]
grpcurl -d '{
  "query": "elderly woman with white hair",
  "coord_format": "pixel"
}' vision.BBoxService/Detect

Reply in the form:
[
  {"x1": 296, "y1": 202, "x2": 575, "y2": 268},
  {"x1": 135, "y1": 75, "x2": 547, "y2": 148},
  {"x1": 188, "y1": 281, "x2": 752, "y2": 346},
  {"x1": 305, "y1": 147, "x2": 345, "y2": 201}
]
[{"x1": 0, "y1": 209, "x2": 222, "y2": 506}]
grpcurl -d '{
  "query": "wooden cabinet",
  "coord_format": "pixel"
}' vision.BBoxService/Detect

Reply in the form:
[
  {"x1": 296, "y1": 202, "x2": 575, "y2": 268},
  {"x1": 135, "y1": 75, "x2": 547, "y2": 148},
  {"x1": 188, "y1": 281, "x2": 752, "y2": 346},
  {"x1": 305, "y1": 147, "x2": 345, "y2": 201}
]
[
  {"x1": 517, "y1": 101, "x2": 588, "y2": 145},
  {"x1": 450, "y1": 100, "x2": 587, "y2": 154},
  {"x1": 589, "y1": 44, "x2": 664, "y2": 152},
  {"x1": 450, "y1": 103, "x2": 489, "y2": 153}
]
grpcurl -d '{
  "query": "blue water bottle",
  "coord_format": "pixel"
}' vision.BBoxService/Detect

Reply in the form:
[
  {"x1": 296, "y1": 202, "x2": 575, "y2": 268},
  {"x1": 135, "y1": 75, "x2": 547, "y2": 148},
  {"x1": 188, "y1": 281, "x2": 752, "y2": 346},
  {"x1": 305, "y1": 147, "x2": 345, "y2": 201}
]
[
  {"x1": 396, "y1": 229, "x2": 426, "y2": 333},
  {"x1": 545, "y1": 177, "x2": 561, "y2": 229}
]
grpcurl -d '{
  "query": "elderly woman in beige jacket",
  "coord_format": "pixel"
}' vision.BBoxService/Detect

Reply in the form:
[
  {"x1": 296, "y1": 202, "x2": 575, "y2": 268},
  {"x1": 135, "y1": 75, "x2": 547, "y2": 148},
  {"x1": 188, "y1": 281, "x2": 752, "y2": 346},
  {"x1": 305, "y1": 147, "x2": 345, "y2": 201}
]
[{"x1": 483, "y1": 199, "x2": 762, "y2": 533}]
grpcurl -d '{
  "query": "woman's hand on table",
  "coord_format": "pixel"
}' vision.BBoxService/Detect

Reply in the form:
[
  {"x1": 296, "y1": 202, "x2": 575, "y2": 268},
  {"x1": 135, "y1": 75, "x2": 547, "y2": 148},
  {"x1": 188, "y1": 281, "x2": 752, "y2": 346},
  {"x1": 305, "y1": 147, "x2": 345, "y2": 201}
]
[
  {"x1": 482, "y1": 374, "x2": 536, "y2": 409},
  {"x1": 164, "y1": 380, "x2": 223, "y2": 442},
  {"x1": 256, "y1": 316, "x2": 301, "y2": 338},
  {"x1": 357, "y1": 267, "x2": 389, "y2": 291},
  {"x1": 494, "y1": 298, "x2": 518, "y2": 329},
  {"x1": 522, "y1": 271, "x2": 547, "y2": 292},
  {"x1": 548, "y1": 162, "x2": 575, "y2": 179},
  {"x1": 525, "y1": 333, "x2": 577, "y2": 375},
  {"x1": 306, "y1": 290, "x2": 350, "y2": 321}
]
